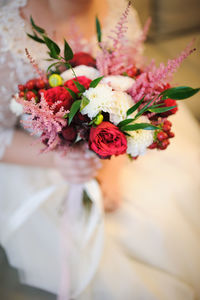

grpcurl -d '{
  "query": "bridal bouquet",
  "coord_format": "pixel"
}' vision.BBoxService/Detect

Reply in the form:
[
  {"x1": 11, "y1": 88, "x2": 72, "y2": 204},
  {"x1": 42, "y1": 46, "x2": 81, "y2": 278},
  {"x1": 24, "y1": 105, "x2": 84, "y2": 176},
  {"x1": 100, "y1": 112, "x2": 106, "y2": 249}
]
[{"x1": 11, "y1": 2, "x2": 199, "y2": 160}]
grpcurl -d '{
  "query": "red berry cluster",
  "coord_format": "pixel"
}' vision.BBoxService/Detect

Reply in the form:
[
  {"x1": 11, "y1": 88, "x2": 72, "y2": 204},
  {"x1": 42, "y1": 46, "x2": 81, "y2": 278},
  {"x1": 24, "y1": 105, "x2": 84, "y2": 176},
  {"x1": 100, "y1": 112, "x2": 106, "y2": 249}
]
[
  {"x1": 124, "y1": 66, "x2": 141, "y2": 78},
  {"x1": 18, "y1": 78, "x2": 47, "y2": 101},
  {"x1": 148, "y1": 120, "x2": 175, "y2": 150}
]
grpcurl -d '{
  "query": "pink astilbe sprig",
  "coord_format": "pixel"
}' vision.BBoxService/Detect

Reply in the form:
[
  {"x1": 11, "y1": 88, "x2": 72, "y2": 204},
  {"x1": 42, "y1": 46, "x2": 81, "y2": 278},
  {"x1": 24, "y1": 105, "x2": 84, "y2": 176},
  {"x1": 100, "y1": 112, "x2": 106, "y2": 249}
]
[
  {"x1": 16, "y1": 94, "x2": 68, "y2": 152},
  {"x1": 130, "y1": 41, "x2": 196, "y2": 103},
  {"x1": 25, "y1": 48, "x2": 47, "y2": 80},
  {"x1": 96, "y1": 2, "x2": 151, "y2": 75},
  {"x1": 96, "y1": 2, "x2": 132, "y2": 75},
  {"x1": 108, "y1": 1, "x2": 131, "y2": 51},
  {"x1": 96, "y1": 41, "x2": 112, "y2": 75},
  {"x1": 127, "y1": 17, "x2": 151, "y2": 66}
]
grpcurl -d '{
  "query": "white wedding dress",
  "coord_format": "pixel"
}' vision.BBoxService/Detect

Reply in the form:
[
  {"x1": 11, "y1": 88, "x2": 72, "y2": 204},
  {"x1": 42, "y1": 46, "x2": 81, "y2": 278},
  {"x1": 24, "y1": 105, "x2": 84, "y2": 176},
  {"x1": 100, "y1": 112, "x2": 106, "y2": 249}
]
[{"x1": 0, "y1": 0, "x2": 200, "y2": 299}]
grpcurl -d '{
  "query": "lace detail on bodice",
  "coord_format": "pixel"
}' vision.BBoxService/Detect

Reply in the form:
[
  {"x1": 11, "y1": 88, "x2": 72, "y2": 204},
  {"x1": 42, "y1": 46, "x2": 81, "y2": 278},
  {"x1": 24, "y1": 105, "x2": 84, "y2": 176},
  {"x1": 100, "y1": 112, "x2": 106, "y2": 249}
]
[{"x1": 0, "y1": 0, "x2": 142, "y2": 159}]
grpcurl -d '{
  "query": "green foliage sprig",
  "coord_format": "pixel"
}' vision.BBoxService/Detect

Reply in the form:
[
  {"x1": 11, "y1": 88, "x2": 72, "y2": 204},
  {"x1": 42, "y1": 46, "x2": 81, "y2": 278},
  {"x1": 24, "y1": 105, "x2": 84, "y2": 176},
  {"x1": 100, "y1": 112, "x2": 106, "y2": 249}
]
[
  {"x1": 27, "y1": 16, "x2": 74, "y2": 74},
  {"x1": 118, "y1": 86, "x2": 199, "y2": 132}
]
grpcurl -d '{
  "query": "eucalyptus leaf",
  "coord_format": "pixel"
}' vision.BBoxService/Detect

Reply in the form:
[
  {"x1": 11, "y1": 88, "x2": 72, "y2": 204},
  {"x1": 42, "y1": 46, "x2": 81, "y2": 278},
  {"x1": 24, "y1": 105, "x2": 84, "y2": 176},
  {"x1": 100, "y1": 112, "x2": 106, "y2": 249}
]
[
  {"x1": 43, "y1": 35, "x2": 60, "y2": 58},
  {"x1": 96, "y1": 16, "x2": 102, "y2": 43},
  {"x1": 148, "y1": 103, "x2": 163, "y2": 109},
  {"x1": 161, "y1": 86, "x2": 200, "y2": 100},
  {"x1": 30, "y1": 16, "x2": 45, "y2": 34},
  {"x1": 90, "y1": 76, "x2": 103, "y2": 88},
  {"x1": 64, "y1": 39, "x2": 74, "y2": 61},
  {"x1": 80, "y1": 96, "x2": 90, "y2": 111},
  {"x1": 127, "y1": 97, "x2": 144, "y2": 116},
  {"x1": 68, "y1": 100, "x2": 81, "y2": 125},
  {"x1": 26, "y1": 33, "x2": 45, "y2": 43},
  {"x1": 148, "y1": 105, "x2": 177, "y2": 113},
  {"x1": 72, "y1": 80, "x2": 86, "y2": 93},
  {"x1": 122, "y1": 123, "x2": 158, "y2": 131},
  {"x1": 118, "y1": 118, "x2": 135, "y2": 128},
  {"x1": 64, "y1": 87, "x2": 77, "y2": 100}
]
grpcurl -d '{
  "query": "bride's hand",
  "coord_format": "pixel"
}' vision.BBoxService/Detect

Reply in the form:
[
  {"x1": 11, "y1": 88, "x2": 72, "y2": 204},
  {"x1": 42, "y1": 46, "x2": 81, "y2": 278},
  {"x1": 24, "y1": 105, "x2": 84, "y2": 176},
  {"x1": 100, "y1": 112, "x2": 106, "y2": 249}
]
[{"x1": 53, "y1": 144, "x2": 101, "y2": 184}]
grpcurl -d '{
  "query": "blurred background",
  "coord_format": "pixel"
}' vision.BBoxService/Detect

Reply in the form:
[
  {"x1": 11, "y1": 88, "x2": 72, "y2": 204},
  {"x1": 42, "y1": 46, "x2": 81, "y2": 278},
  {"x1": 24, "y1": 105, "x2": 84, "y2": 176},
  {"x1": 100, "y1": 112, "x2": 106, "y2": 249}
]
[
  {"x1": 0, "y1": 0, "x2": 200, "y2": 299},
  {"x1": 133, "y1": 0, "x2": 200, "y2": 121}
]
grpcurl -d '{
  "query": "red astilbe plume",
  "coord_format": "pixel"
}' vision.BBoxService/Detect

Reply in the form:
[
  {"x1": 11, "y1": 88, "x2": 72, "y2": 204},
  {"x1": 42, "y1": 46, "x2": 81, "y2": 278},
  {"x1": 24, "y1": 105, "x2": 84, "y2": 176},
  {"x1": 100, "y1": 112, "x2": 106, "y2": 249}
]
[
  {"x1": 130, "y1": 41, "x2": 196, "y2": 103},
  {"x1": 16, "y1": 94, "x2": 68, "y2": 152}
]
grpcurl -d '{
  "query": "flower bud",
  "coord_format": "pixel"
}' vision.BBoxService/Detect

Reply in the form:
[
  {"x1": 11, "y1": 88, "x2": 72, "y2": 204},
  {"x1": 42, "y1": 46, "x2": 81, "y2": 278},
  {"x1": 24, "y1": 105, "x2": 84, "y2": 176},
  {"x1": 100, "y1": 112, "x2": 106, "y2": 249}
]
[
  {"x1": 49, "y1": 74, "x2": 63, "y2": 87},
  {"x1": 94, "y1": 113, "x2": 103, "y2": 125}
]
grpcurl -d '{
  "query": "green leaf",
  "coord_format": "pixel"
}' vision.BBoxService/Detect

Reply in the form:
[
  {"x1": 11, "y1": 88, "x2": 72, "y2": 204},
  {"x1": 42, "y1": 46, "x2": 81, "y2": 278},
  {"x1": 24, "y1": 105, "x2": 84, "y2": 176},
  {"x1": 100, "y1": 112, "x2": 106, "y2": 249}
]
[
  {"x1": 43, "y1": 35, "x2": 60, "y2": 59},
  {"x1": 63, "y1": 113, "x2": 69, "y2": 119},
  {"x1": 26, "y1": 33, "x2": 45, "y2": 43},
  {"x1": 118, "y1": 118, "x2": 135, "y2": 128},
  {"x1": 72, "y1": 80, "x2": 86, "y2": 93},
  {"x1": 30, "y1": 16, "x2": 45, "y2": 34},
  {"x1": 148, "y1": 106, "x2": 177, "y2": 113},
  {"x1": 80, "y1": 96, "x2": 90, "y2": 111},
  {"x1": 89, "y1": 76, "x2": 103, "y2": 88},
  {"x1": 64, "y1": 87, "x2": 77, "y2": 100},
  {"x1": 122, "y1": 123, "x2": 158, "y2": 131},
  {"x1": 64, "y1": 39, "x2": 74, "y2": 61},
  {"x1": 96, "y1": 16, "x2": 102, "y2": 43},
  {"x1": 148, "y1": 103, "x2": 163, "y2": 109},
  {"x1": 68, "y1": 100, "x2": 81, "y2": 125},
  {"x1": 127, "y1": 97, "x2": 144, "y2": 116},
  {"x1": 161, "y1": 86, "x2": 200, "y2": 100},
  {"x1": 134, "y1": 97, "x2": 155, "y2": 120}
]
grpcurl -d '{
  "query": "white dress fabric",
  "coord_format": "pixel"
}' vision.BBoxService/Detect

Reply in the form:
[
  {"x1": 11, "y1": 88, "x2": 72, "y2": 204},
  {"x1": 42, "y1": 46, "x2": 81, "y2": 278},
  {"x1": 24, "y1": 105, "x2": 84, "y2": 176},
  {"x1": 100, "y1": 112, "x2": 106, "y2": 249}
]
[{"x1": 0, "y1": 0, "x2": 200, "y2": 299}]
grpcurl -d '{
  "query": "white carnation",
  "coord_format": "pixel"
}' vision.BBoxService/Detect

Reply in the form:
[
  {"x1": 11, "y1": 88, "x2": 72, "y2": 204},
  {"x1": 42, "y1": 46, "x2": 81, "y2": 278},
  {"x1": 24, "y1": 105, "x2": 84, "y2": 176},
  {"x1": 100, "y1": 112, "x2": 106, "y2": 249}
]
[
  {"x1": 81, "y1": 84, "x2": 135, "y2": 125},
  {"x1": 10, "y1": 97, "x2": 23, "y2": 116},
  {"x1": 81, "y1": 84, "x2": 115, "y2": 118},
  {"x1": 110, "y1": 91, "x2": 135, "y2": 125},
  {"x1": 102, "y1": 75, "x2": 135, "y2": 92},
  {"x1": 61, "y1": 65, "x2": 100, "y2": 81},
  {"x1": 126, "y1": 116, "x2": 154, "y2": 157}
]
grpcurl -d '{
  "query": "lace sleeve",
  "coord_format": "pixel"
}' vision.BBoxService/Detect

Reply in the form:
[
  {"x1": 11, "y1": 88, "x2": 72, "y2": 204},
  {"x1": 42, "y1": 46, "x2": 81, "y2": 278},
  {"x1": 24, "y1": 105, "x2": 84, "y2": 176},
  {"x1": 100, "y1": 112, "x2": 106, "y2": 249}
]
[{"x1": 0, "y1": 36, "x2": 20, "y2": 159}]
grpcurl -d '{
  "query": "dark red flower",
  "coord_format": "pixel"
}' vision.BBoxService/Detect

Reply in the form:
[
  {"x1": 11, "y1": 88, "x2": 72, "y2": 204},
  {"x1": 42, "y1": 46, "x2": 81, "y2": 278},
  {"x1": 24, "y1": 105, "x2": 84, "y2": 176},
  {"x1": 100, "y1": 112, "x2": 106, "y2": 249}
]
[
  {"x1": 89, "y1": 122, "x2": 127, "y2": 159},
  {"x1": 44, "y1": 86, "x2": 73, "y2": 113},
  {"x1": 61, "y1": 126, "x2": 77, "y2": 142},
  {"x1": 64, "y1": 76, "x2": 92, "y2": 94},
  {"x1": 74, "y1": 112, "x2": 90, "y2": 124},
  {"x1": 69, "y1": 52, "x2": 96, "y2": 67}
]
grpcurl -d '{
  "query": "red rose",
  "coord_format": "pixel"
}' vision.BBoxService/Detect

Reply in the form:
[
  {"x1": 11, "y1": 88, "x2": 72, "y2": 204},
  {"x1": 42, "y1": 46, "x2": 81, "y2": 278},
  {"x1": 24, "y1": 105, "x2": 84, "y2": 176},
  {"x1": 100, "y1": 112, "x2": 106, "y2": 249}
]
[
  {"x1": 61, "y1": 126, "x2": 77, "y2": 142},
  {"x1": 89, "y1": 122, "x2": 127, "y2": 159},
  {"x1": 69, "y1": 52, "x2": 96, "y2": 67},
  {"x1": 44, "y1": 86, "x2": 73, "y2": 113},
  {"x1": 64, "y1": 76, "x2": 91, "y2": 94}
]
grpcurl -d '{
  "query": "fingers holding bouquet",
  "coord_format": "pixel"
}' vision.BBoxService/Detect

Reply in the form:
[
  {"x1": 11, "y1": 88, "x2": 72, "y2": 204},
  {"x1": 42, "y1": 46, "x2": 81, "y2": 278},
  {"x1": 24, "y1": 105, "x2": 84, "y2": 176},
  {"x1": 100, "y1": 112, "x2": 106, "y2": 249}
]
[{"x1": 54, "y1": 143, "x2": 102, "y2": 184}]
